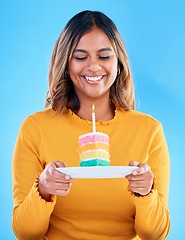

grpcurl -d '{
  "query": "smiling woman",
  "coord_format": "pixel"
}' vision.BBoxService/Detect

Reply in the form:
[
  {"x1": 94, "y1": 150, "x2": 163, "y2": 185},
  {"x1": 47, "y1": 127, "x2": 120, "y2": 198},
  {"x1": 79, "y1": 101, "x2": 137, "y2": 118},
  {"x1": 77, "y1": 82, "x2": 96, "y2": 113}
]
[
  {"x1": 45, "y1": 11, "x2": 134, "y2": 115},
  {"x1": 69, "y1": 27, "x2": 119, "y2": 111},
  {"x1": 12, "y1": 10, "x2": 170, "y2": 240}
]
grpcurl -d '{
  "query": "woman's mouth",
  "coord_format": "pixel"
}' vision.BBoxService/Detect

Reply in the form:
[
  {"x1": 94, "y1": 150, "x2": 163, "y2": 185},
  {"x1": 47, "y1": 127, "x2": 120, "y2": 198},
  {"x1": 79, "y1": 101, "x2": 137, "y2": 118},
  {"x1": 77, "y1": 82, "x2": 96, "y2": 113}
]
[{"x1": 82, "y1": 75, "x2": 105, "y2": 84}]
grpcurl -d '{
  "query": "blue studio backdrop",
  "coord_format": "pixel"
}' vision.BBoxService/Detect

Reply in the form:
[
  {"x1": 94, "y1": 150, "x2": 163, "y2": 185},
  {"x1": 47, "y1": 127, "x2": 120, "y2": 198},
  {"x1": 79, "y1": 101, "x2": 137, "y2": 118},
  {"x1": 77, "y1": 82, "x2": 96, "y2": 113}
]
[{"x1": 0, "y1": 0, "x2": 185, "y2": 239}]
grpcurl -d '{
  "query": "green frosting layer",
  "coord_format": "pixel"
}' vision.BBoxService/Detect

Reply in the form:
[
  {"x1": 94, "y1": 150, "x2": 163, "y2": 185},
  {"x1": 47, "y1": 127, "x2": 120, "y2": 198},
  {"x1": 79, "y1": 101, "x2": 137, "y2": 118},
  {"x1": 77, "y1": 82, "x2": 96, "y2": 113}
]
[{"x1": 80, "y1": 159, "x2": 110, "y2": 167}]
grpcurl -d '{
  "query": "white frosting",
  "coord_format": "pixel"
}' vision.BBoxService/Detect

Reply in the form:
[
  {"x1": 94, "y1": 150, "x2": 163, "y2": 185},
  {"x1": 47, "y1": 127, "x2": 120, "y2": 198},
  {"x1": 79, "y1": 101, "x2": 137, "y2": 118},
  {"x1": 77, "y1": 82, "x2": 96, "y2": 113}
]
[
  {"x1": 79, "y1": 131, "x2": 109, "y2": 139},
  {"x1": 81, "y1": 149, "x2": 109, "y2": 154},
  {"x1": 80, "y1": 142, "x2": 109, "y2": 147},
  {"x1": 80, "y1": 158, "x2": 110, "y2": 162}
]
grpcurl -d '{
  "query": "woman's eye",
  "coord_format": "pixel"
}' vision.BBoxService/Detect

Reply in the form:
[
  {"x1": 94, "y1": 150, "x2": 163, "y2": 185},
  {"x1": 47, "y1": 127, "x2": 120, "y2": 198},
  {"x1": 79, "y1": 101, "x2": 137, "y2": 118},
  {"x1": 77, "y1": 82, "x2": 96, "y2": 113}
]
[
  {"x1": 75, "y1": 57, "x2": 87, "y2": 61},
  {"x1": 74, "y1": 56, "x2": 110, "y2": 61},
  {"x1": 99, "y1": 56, "x2": 110, "y2": 60}
]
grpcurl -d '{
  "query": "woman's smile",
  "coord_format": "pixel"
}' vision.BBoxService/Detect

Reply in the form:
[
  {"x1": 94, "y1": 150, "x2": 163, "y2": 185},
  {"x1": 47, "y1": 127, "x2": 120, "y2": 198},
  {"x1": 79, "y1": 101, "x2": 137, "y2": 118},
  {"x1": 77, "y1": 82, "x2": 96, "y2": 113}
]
[{"x1": 81, "y1": 75, "x2": 105, "y2": 84}]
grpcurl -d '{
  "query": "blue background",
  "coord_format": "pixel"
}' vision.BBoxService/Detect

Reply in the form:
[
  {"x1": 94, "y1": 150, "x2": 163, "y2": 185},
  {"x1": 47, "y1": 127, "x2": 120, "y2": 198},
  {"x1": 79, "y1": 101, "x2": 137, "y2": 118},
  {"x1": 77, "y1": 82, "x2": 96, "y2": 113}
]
[{"x1": 0, "y1": 0, "x2": 184, "y2": 239}]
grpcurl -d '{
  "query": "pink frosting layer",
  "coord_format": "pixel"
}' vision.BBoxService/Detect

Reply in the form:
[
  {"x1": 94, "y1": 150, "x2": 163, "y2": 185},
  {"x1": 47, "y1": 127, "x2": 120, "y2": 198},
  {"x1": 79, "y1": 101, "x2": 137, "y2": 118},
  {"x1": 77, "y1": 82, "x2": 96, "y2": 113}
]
[{"x1": 79, "y1": 132, "x2": 109, "y2": 145}]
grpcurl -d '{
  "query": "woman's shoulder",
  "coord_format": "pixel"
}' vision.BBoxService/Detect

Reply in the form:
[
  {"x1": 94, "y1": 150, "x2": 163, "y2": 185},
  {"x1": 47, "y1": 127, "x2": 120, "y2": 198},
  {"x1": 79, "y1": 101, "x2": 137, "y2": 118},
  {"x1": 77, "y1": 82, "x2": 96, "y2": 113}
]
[
  {"x1": 117, "y1": 109, "x2": 161, "y2": 128},
  {"x1": 23, "y1": 108, "x2": 54, "y2": 123},
  {"x1": 124, "y1": 109, "x2": 159, "y2": 121},
  {"x1": 29, "y1": 108, "x2": 55, "y2": 119},
  {"x1": 21, "y1": 108, "x2": 68, "y2": 129}
]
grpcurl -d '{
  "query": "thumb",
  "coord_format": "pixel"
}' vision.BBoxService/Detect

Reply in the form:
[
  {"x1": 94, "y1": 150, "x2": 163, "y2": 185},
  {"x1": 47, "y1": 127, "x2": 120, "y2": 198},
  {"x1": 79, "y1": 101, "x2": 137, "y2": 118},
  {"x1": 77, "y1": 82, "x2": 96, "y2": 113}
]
[
  {"x1": 53, "y1": 161, "x2": 67, "y2": 168},
  {"x1": 128, "y1": 161, "x2": 139, "y2": 167}
]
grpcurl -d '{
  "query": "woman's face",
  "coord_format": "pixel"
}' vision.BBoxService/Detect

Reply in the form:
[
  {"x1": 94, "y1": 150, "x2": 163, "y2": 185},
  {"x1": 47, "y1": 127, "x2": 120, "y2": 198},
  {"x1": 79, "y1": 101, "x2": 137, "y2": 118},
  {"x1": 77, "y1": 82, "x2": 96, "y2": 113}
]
[{"x1": 69, "y1": 26, "x2": 119, "y2": 101}]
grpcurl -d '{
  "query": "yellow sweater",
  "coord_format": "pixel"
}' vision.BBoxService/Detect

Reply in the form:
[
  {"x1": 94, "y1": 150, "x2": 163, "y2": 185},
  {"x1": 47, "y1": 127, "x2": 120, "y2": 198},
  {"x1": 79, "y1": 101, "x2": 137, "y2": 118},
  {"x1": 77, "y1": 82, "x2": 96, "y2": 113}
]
[{"x1": 12, "y1": 108, "x2": 170, "y2": 240}]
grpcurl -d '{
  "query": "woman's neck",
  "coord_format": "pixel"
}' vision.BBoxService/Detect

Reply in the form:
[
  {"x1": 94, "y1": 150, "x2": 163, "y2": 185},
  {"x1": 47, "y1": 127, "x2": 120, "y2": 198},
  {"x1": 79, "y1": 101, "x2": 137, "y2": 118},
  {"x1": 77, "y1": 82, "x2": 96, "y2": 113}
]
[{"x1": 76, "y1": 96, "x2": 115, "y2": 122}]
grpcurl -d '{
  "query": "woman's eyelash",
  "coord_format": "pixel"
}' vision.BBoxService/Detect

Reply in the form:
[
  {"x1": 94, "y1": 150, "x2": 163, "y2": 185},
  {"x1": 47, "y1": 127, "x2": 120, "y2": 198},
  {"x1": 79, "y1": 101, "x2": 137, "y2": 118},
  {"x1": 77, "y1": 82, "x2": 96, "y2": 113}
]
[
  {"x1": 99, "y1": 56, "x2": 110, "y2": 60},
  {"x1": 74, "y1": 56, "x2": 110, "y2": 61},
  {"x1": 75, "y1": 57, "x2": 87, "y2": 60}
]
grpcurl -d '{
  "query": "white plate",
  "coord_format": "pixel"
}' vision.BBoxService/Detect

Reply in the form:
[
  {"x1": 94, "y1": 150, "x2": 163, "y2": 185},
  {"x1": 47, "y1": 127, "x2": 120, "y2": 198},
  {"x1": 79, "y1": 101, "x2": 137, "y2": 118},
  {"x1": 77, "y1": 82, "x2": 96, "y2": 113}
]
[{"x1": 57, "y1": 166, "x2": 138, "y2": 179}]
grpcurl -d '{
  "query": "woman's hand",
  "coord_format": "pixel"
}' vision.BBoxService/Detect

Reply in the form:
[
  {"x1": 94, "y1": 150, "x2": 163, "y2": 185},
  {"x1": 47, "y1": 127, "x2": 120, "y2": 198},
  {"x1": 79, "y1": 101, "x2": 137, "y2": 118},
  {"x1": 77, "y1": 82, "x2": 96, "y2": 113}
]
[
  {"x1": 38, "y1": 161, "x2": 74, "y2": 201},
  {"x1": 125, "y1": 161, "x2": 153, "y2": 196}
]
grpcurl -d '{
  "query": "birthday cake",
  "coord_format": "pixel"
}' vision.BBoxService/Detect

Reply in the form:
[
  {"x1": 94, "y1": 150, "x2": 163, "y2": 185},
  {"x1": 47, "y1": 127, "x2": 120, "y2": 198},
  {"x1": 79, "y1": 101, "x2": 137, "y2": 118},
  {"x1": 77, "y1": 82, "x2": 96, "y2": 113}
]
[{"x1": 78, "y1": 132, "x2": 110, "y2": 167}]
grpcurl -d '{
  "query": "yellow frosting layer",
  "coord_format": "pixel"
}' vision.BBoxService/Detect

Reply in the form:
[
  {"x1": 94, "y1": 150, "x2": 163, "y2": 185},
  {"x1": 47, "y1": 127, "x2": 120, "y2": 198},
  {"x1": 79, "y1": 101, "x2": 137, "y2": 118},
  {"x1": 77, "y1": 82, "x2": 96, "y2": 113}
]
[{"x1": 80, "y1": 150, "x2": 110, "y2": 161}]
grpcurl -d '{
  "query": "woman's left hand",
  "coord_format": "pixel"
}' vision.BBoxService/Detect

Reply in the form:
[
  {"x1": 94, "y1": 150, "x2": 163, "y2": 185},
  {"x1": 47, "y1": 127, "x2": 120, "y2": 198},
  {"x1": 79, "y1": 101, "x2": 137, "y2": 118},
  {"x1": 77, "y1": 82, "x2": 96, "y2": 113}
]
[{"x1": 125, "y1": 161, "x2": 154, "y2": 196}]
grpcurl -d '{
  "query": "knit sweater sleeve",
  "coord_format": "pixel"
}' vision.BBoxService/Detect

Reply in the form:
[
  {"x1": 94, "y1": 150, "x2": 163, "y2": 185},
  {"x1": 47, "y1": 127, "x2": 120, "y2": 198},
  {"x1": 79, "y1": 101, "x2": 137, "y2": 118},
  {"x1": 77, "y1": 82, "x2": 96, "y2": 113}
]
[
  {"x1": 12, "y1": 116, "x2": 56, "y2": 240},
  {"x1": 130, "y1": 123, "x2": 170, "y2": 240}
]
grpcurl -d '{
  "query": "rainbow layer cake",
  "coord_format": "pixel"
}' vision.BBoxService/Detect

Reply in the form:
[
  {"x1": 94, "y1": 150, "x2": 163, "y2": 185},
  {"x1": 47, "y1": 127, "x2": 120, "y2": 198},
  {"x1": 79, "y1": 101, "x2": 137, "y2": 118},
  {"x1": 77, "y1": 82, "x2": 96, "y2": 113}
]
[{"x1": 78, "y1": 132, "x2": 110, "y2": 167}]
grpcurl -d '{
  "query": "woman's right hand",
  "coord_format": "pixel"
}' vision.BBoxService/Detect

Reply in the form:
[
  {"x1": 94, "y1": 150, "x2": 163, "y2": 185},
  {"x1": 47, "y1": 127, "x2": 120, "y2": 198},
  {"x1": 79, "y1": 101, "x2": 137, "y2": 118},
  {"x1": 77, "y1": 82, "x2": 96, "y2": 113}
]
[{"x1": 38, "y1": 161, "x2": 74, "y2": 202}]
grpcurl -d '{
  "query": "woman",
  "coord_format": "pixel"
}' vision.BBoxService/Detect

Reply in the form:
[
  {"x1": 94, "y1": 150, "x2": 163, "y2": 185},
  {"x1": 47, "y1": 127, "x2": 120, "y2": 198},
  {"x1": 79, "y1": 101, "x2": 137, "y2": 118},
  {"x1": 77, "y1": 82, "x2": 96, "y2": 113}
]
[{"x1": 12, "y1": 10, "x2": 170, "y2": 240}]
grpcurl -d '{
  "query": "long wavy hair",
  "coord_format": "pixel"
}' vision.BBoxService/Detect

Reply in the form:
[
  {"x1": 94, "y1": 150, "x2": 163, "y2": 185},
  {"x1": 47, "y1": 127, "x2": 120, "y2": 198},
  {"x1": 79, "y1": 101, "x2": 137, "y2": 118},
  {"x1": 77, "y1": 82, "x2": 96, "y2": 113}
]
[{"x1": 45, "y1": 10, "x2": 135, "y2": 114}]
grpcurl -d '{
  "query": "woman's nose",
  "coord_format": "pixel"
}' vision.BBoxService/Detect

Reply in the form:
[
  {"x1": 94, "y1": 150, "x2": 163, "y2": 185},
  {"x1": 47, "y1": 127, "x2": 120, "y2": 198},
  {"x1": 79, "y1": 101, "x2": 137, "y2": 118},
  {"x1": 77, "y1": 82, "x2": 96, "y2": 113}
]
[{"x1": 87, "y1": 57, "x2": 101, "y2": 72}]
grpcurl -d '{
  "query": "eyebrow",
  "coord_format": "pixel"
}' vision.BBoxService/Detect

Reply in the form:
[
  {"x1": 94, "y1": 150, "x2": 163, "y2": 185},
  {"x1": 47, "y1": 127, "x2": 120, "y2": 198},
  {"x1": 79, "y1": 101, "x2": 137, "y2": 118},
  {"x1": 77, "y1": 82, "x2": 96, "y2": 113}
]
[
  {"x1": 98, "y1": 48, "x2": 113, "y2": 53},
  {"x1": 73, "y1": 48, "x2": 113, "y2": 53}
]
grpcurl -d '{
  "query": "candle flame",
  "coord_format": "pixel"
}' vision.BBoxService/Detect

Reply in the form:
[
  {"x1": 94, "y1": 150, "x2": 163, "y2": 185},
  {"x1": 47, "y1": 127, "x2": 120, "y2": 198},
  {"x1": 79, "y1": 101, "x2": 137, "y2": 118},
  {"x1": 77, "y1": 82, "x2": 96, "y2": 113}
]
[{"x1": 92, "y1": 105, "x2": 95, "y2": 112}]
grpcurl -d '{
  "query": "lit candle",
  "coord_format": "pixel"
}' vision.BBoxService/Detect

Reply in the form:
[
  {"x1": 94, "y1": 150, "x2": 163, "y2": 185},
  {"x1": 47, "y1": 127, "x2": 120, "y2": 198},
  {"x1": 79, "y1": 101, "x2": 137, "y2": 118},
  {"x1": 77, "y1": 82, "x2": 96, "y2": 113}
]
[{"x1": 92, "y1": 105, "x2": 96, "y2": 133}]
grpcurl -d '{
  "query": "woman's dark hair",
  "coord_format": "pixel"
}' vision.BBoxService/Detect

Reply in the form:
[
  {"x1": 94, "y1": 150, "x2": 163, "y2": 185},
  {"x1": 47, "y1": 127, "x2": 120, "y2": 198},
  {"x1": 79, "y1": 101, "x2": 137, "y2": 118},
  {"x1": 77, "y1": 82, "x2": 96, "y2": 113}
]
[{"x1": 45, "y1": 10, "x2": 135, "y2": 114}]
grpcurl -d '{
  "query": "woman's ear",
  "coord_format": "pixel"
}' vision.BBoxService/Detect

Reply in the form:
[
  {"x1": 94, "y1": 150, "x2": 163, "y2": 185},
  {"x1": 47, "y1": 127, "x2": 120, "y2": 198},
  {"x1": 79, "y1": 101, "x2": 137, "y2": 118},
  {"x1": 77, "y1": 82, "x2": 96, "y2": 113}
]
[
  {"x1": 117, "y1": 68, "x2": 120, "y2": 75},
  {"x1": 65, "y1": 65, "x2": 70, "y2": 78},
  {"x1": 117, "y1": 63, "x2": 120, "y2": 75}
]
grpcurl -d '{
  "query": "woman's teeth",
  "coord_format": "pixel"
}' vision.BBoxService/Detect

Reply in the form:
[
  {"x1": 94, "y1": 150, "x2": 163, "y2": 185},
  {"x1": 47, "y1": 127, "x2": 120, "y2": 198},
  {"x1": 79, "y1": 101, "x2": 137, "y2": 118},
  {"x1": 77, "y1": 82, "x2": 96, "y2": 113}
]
[{"x1": 84, "y1": 76, "x2": 103, "y2": 81}]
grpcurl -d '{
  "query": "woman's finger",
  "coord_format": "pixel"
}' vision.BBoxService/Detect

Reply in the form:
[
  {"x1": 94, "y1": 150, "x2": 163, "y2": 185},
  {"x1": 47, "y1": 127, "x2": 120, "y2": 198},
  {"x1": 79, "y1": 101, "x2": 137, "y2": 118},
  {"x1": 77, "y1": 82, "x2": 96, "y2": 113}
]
[
  {"x1": 46, "y1": 181, "x2": 73, "y2": 195},
  {"x1": 52, "y1": 182, "x2": 72, "y2": 191},
  {"x1": 129, "y1": 179, "x2": 145, "y2": 187},
  {"x1": 132, "y1": 163, "x2": 151, "y2": 175},
  {"x1": 127, "y1": 170, "x2": 152, "y2": 180},
  {"x1": 54, "y1": 189, "x2": 71, "y2": 196},
  {"x1": 126, "y1": 173, "x2": 146, "y2": 181},
  {"x1": 126, "y1": 162, "x2": 154, "y2": 196},
  {"x1": 48, "y1": 161, "x2": 71, "y2": 181},
  {"x1": 38, "y1": 161, "x2": 74, "y2": 200},
  {"x1": 53, "y1": 161, "x2": 67, "y2": 168}
]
